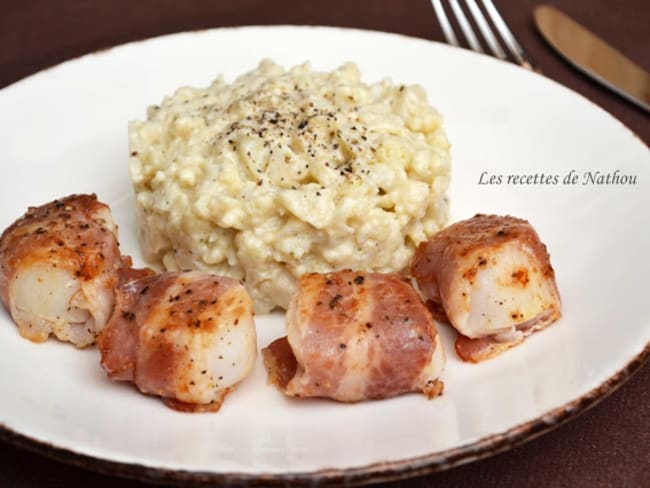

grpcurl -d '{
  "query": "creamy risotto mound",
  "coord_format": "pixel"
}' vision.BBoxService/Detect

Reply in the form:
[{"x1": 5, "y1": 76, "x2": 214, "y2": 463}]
[{"x1": 129, "y1": 60, "x2": 451, "y2": 313}]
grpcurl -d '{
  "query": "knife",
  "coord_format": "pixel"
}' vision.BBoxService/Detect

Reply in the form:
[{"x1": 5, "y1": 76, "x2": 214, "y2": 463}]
[{"x1": 534, "y1": 5, "x2": 650, "y2": 113}]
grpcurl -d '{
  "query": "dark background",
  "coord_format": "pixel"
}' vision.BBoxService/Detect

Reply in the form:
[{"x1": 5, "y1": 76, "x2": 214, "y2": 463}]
[{"x1": 1, "y1": 1, "x2": 649, "y2": 486}]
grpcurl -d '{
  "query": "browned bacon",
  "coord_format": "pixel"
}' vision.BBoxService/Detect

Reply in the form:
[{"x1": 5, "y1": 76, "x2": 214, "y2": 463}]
[{"x1": 119, "y1": 255, "x2": 156, "y2": 285}]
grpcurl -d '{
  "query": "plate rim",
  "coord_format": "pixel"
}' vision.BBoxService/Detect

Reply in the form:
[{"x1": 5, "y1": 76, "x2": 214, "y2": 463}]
[
  {"x1": 2, "y1": 23, "x2": 647, "y2": 149},
  {"x1": 2, "y1": 341, "x2": 648, "y2": 486},
  {"x1": 1, "y1": 24, "x2": 649, "y2": 485}
]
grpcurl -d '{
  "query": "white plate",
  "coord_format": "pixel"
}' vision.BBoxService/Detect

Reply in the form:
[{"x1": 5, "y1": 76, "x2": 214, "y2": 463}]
[{"x1": 0, "y1": 26, "x2": 649, "y2": 485}]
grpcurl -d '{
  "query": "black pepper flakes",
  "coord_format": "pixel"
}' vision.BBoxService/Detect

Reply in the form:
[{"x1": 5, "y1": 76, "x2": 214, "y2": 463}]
[
  {"x1": 121, "y1": 311, "x2": 136, "y2": 321},
  {"x1": 329, "y1": 294, "x2": 343, "y2": 309}
]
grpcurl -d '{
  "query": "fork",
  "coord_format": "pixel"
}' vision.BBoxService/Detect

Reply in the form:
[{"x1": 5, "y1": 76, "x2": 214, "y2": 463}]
[{"x1": 431, "y1": 0, "x2": 540, "y2": 72}]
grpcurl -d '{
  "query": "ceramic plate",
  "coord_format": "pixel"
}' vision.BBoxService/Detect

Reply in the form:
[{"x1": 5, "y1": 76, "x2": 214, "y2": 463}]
[{"x1": 0, "y1": 26, "x2": 648, "y2": 486}]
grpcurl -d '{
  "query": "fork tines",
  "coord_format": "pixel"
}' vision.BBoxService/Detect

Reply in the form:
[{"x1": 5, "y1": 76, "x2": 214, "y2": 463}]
[{"x1": 432, "y1": 0, "x2": 538, "y2": 71}]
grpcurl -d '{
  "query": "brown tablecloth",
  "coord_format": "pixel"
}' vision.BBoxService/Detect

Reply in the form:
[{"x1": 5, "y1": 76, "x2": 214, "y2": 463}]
[{"x1": 1, "y1": 1, "x2": 648, "y2": 486}]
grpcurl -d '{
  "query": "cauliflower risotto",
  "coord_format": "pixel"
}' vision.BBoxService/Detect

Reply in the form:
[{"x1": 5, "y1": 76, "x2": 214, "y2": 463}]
[{"x1": 129, "y1": 60, "x2": 451, "y2": 312}]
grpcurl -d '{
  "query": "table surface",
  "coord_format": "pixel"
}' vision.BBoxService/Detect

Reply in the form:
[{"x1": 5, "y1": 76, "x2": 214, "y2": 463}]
[{"x1": 1, "y1": 1, "x2": 648, "y2": 486}]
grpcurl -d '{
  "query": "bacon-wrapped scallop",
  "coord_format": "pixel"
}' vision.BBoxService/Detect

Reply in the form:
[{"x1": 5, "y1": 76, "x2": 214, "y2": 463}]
[
  {"x1": 98, "y1": 271, "x2": 257, "y2": 412},
  {"x1": 263, "y1": 270, "x2": 445, "y2": 402},
  {"x1": 411, "y1": 214, "x2": 561, "y2": 363},
  {"x1": 0, "y1": 194, "x2": 122, "y2": 347}
]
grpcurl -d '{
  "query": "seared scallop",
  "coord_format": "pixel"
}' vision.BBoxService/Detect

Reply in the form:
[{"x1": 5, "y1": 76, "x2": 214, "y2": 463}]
[
  {"x1": 412, "y1": 214, "x2": 561, "y2": 362},
  {"x1": 263, "y1": 270, "x2": 445, "y2": 402},
  {"x1": 98, "y1": 271, "x2": 257, "y2": 412},
  {"x1": 0, "y1": 194, "x2": 122, "y2": 347}
]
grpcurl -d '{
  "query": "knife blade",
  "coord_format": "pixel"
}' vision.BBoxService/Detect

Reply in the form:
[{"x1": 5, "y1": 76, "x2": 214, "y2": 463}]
[{"x1": 534, "y1": 5, "x2": 650, "y2": 112}]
